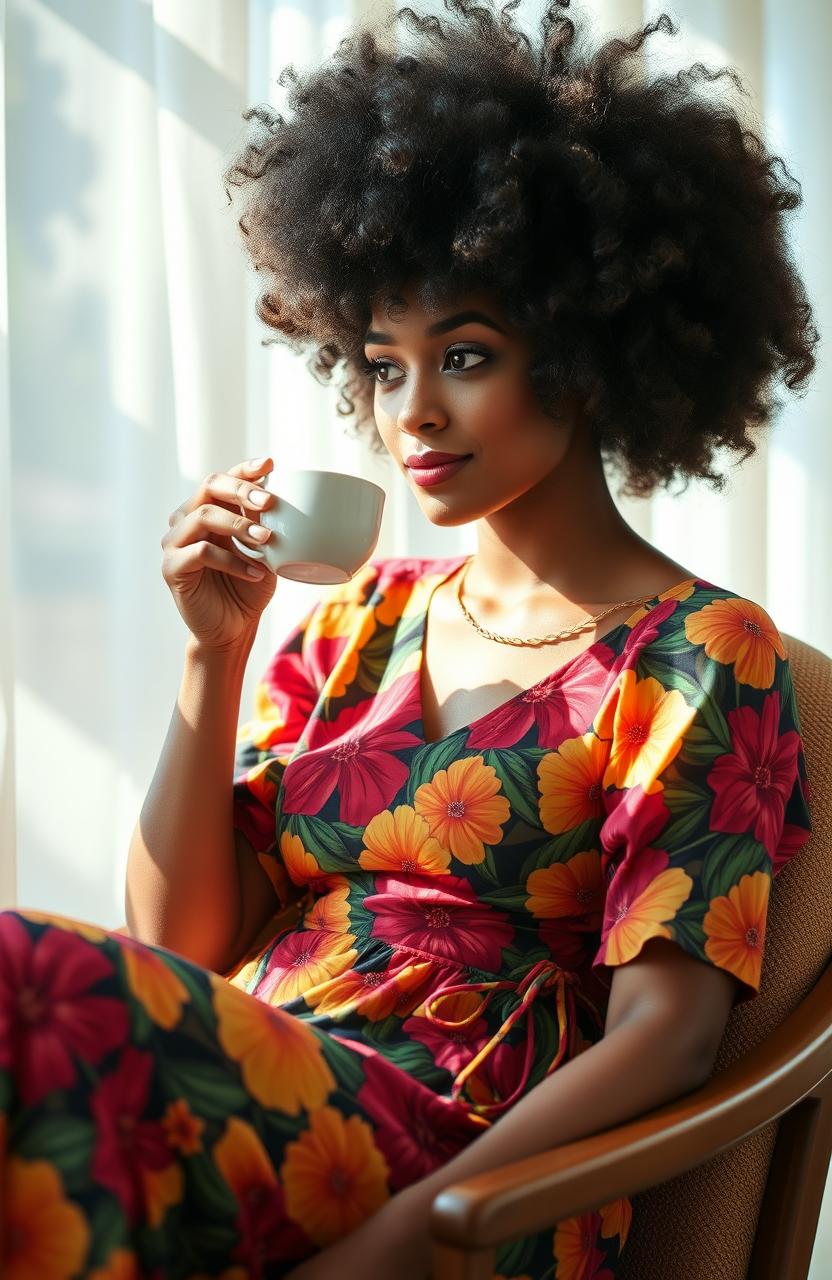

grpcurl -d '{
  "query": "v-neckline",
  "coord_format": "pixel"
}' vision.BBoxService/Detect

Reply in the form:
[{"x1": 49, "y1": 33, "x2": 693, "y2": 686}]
[{"x1": 415, "y1": 557, "x2": 699, "y2": 746}]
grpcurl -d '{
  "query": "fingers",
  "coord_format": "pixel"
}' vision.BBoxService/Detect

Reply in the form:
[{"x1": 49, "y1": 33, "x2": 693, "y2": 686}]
[
  {"x1": 167, "y1": 458, "x2": 274, "y2": 531},
  {"x1": 161, "y1": 501, "x2": 273, "y2": 554},
  {"x1": 162, "y1": 538, "x2": 269, "y2": 584}
]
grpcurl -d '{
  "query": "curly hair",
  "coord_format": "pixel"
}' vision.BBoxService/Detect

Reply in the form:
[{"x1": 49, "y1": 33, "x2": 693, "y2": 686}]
[{"x1": 222, "y1": 0, "x2": 818, "y2": 499}]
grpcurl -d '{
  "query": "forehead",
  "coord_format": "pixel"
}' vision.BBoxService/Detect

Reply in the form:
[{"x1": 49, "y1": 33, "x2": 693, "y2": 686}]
[{"x1": 368, "y1": 283, "x2": 509, "y2": 329}]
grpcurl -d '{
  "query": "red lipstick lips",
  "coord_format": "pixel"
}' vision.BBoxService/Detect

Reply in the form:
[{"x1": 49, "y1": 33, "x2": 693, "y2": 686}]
[{"x1": 405, "y1": 451, "x2": 472, "y2": 488}]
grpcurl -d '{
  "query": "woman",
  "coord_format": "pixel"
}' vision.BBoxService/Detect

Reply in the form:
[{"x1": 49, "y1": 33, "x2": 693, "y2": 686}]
[{"x1": 0, "y1": 3, "x2": 816, "y2": 1278}]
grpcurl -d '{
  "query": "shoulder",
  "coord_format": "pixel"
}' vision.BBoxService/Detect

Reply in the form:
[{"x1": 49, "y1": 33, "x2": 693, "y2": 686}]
[{"x1": 634, "y1": 576, "x2": 791, "y2": 692}]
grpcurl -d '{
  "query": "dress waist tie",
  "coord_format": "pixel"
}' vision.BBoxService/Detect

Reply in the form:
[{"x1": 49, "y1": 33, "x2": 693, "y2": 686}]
[{"x1": 423, "y1": 958, "x2": 603, "y2": 1120}]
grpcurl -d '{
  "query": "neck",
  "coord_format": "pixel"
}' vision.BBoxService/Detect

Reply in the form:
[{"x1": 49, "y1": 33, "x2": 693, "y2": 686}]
[{"x1": 469, "y1": 413, "x2": 651, "y2": 610}]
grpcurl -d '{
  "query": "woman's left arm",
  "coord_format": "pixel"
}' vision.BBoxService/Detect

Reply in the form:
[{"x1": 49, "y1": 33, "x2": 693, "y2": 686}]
[{"x1": 285, "y1": 935, "x2": 738, "y2": 1280}]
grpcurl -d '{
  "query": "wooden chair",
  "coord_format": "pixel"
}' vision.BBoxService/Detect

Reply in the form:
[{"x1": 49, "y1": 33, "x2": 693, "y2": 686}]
[{"x1": 428, "y1": 631, "x2": 832, "y2": 1280}]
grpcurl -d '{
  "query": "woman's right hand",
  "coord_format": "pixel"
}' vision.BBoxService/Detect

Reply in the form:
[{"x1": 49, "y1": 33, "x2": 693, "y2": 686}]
[{"x1": 161, "y1": 457, "x2": 278, "y2": 653}]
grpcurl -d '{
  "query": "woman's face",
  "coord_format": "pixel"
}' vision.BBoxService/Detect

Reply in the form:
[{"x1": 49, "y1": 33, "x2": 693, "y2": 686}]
[{"x1": 364, "y1": 284, "x2": 579, "y2": 527}]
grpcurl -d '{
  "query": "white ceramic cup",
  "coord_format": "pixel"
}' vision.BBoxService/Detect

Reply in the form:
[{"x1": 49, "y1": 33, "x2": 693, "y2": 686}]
[{"x1": 231, "y1": 468, "x2": 386, "y2": 584}]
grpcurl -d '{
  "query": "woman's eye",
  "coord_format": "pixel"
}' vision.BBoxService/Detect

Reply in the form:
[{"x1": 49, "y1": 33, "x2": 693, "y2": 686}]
[{"x1": 362, "y1": 347, "x2": 489, "y2": 386}]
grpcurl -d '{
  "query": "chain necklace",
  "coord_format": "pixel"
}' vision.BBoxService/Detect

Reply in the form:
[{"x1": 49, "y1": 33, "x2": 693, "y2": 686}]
[{"x1": 454, "y1": 558, "x2": 658, "y2": 648}]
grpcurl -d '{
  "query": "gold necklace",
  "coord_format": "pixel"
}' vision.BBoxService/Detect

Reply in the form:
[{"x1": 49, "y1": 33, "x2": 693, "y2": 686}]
[{"x1": 455, "y1": 558, "x2": 658, "y2": 647}]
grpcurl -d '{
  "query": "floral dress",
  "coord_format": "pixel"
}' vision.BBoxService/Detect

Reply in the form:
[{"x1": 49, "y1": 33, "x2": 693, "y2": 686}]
[{"x1": 0, "y1": 555, "x2": 812, "y2": 1280}]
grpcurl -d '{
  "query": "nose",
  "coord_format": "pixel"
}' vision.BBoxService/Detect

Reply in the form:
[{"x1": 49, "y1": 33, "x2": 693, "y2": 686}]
[{"x1": 394, "y1": 373, "x2": 450, "y2": 439}]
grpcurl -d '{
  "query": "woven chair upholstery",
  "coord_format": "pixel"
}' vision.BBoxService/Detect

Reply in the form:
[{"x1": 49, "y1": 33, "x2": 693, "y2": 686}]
[{"x1": 617, "y1": 632, "x2": 832, "y2": 1280}]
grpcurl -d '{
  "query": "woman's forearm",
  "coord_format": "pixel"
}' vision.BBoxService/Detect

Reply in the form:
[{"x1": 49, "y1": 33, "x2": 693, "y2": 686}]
[
  {"x1": 124, "y1": 630, "x2": 258, "y2": 972},
  {"x1": 386, "y1": 1007, "x2": 713, "y2": 1263}
]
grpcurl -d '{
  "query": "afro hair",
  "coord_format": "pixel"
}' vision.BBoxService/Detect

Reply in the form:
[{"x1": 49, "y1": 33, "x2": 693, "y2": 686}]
[{"x1": 222, "y1": 0, "x2": 818, "y2": 499}]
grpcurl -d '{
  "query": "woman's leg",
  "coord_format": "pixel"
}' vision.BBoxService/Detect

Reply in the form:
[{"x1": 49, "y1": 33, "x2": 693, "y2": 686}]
[{"x1": 0, "y1": 908, "x2": 397, "y2": 1279}]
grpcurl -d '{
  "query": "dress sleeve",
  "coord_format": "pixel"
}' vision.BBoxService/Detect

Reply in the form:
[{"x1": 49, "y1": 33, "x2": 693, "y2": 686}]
[
  {"x1": 231, "y1": 559, "x2": 382, "y2": 904},
  {"x1": 232, "y1": 601, "x2": 324, "y2": 909},
  {"x1": 591, "y1": 595, "x2": 813, "y2": 1005}
]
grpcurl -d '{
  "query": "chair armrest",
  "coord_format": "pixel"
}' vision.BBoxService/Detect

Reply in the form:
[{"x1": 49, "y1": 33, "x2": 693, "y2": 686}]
[{"x1": 430, "y1": 962, "x2": 832, "y2": 1250}]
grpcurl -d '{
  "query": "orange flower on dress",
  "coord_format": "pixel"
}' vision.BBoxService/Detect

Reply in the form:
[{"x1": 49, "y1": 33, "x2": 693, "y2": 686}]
[
  {"x1": 599, "y1": 1195, "x2": 632, "y2": 1246},
  {"x1": 537, "y1": 733, "x2": 607, "y2": 834},
  {"x1": 280, "y1": 831, "x2": 325, "y2": 885},
  {"x1": 303, "y1": 958, "x2": 435, "y2": 1020},
  {"x1": 526, "y1": 851, "x2": 605, "y2": 925},
  {"x1": 303, "y1": 878, "x2": 352, "y2": 932},
  {"x1": 703, "y1": 870, "x2": 769, "y2": 994},
  {"x1": 255, "y1": 930, "x2": 358, "y2": 1006},
  {"x1": 374, "y1": 571, "x2": 446, "y2": 628},
  {"x1": 281, "y1": 1105, "x2": 390, "y2": 1246},
  {"x1": 88, "y1": 1248, "x2": 141, "y2": 1280},
  {"x1": 685, "y1": 597, "x2": 786, "y2": 688},
  {"x1": 600, "y1": 847, "x2": 693, "y2": 966},
  {"x1": 162, "y1": 1098, "x2": 205, "y2": 1156},
  {"x1": 307, "y1": 602, "x2": 377, "y2": 697},
  {"x1": 144, "y1": 1163, "x2": 184, "y2": 1230},
  {"x1": 414, "y1": 755, "x2": 510, "y2": 864},
  {"x1": 16, "y1": 909, "x2": 108, "y2": 944},
  {"x1": 596, "y1": 669, "x2": 696, "y2": 794},
  {"x1": 121, "y1": 941, "x2": 190, "y2": 1030},
  {"x1": 4, "y1": 1156, "x2": 90, "y2": 1280},
  {"x1": 359, "y1": 805, "x2": 451, "y2": 875},
  {"x1": 210, "y1": 975, "x2": 335, "y2": 1111},
  {"x1": 553, "y1": 1209, "x2": 611, "y2": 1279}
]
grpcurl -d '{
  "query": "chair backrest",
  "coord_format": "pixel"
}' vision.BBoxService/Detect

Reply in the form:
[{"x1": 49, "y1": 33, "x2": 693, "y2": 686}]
[{"x1": 619, "y1": 632, "x2": 832, "y2": 1280}]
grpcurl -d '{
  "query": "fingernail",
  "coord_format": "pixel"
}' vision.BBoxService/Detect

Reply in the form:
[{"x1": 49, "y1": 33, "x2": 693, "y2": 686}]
[{"x1": 248, "y1": 456, "x2": 268, "y2": 468}]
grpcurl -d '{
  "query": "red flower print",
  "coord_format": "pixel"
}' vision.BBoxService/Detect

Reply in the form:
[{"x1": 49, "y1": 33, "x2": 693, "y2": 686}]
[
  {"x1": 261, "y1": 649, "x2": 321, "y2": 744},
  {"x1": 0, "y1": 914, "x2": 129, "y2": 1105},
  {"x1": 599, "y1": 784, "x2": 671, "y2": 879},
  {"x1": 608, "y1": 597, "x2": 681, "y2": 677},
  {"x1": 772, "y1": 819, "x2": 812, "y2": 876},
  {"x1": 356, "y1": 1051, "x2": 481, "y2": 1189},
  {"x1": 708, "y1": 691, "x2": 801, "y2": 859},
  {"x1": 539, "y1": 919, "x2": 596, "y2": 970},
  {"x1": 468, "y1": 645, "x2": 617, "y2": 750},
  {"x1": 90, "y1": 1045, "x2": 180, "y2": 1226},
  {"x1": 364, "y1": 873, "x2": 514, "y2": 970},
  {"x1": 282, "y1": 677, "x2": 423, "y2": 825},
  {"x1": 554, "y1": 1208, "x2": 616, "y2": 1279},
  {"x1": 403, "y1": 994, "x2": 489, "y2": 1075}
]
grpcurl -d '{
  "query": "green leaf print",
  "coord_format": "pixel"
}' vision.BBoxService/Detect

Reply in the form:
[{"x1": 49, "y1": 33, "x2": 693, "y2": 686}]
[
  {"x1": 676, "y1": 721, "x2": 726, "y2": 769},
  {"x1": 645, "y1": 629, "x2": 697, "y2": 657},
  {"x1": 476, "y1": 843, "x2": 502, "y2": 887},
  {"x1": 318, "y1": 1032, "x2": 367, "y2": 1095},
  {"x1": 660, "y1": 780, "x2": 713, "y2": 851},
  {"x1": 377, "y1": 625, "x2": 424, "y2": 695},
  {"x1": 158, "y1": 1057, "x2": 250, "y2": 1120},
  {"x1": 363, "y1": 1038, "x2": 437, "y2": 1076},
  {"x1": 483, "y1": 749, "x2": 540, "y2": 829},
  {"x1": 699, "y1": 835, "x2": 768, "y2": 904},
  {"x1": 494, "y1": 1228, "x2": 538, "y2": 1276},
  {"x1": 667, "y1": 913, "x2": 708, "y2": 960},
  {"x1": 288, "y1": 813, "x2": 349, "y2": 870},
  {"x1": 407, "y1": 733, "x2": 470, "y2": 799},
  {"x1": 480, "y1": 886, "x2": 532, "y2": 913},
  {"x1": 184, "y1": 1150, "x2": 239, "y2": 1220},
  {"x1": 15, "y1": 1113, "x2": 95, "y2": 1193},
  {"x1": 87, "y1": 1195, "x2": 130, "y2": 1273},
  {"x1": 518, "y1": 818, "x2": 599, "y2": 881}
]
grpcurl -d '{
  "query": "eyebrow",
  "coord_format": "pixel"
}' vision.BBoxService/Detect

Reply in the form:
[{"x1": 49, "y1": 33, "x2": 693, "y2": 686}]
[{"x1": 364, "y1": 309, "x2": 507, "y2": 345}]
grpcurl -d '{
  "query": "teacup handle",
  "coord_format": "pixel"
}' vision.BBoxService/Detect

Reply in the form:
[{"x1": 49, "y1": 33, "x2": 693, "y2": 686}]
[{"x1": 231, "y1": 535, "x2": 267, "y2": 562}]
